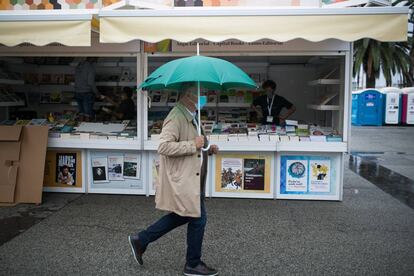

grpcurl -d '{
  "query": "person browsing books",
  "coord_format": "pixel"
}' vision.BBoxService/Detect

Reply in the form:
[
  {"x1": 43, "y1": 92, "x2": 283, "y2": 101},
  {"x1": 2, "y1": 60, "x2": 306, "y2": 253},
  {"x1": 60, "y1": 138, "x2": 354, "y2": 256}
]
[
  {"x1": 251, "y1": 80, "x2": 296, "y2": 125},
  {"x1": 100, "y1": 87, "x2": 136, "y2": 120},
  {"x1": 128, "y1": 84, "x2": 219, "y2": 276},
  {"x1": 74, "y1": 57, "x2": 100, "y2": 119}
]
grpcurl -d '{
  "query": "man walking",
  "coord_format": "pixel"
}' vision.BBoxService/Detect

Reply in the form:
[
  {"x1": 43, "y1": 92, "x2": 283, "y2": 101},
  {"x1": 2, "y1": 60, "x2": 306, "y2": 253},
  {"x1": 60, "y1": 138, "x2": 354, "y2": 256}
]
[{"x1": 128, "y1": 86, "x2": 219, "y2": 276}]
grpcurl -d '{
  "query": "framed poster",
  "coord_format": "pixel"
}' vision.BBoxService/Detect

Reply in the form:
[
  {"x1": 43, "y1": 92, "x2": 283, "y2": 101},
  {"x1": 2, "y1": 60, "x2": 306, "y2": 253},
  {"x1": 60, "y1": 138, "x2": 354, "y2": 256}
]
[
  {"x1": 88, "y1": 150, "x2": 146, "y2": 195},
  {"x1": 56, "y1": 153, "x2": 76, "y2": 186},
  {"x1": 43, "y1": 149, "x2": 85, "y2": 193},
  {"x1": 277, "y1": 153, "x2": 342, "y2": 200},
  {"x1": 212, "y1": 152, "x2": 273, "y2": 198}
]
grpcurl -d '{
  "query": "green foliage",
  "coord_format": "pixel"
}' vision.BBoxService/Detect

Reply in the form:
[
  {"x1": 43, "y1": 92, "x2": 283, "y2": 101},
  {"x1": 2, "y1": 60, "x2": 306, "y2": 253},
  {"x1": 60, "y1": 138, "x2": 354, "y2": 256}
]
[{"x1": 353, "y1": 1, "x2": 414, "y2": 87}]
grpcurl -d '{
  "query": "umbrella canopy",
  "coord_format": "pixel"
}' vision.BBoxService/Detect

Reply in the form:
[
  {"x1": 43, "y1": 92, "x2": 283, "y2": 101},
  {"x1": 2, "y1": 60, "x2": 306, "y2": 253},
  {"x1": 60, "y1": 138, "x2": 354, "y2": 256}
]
[{"x1": 140, "y1": 55, "x2": 257, "y2": 91}]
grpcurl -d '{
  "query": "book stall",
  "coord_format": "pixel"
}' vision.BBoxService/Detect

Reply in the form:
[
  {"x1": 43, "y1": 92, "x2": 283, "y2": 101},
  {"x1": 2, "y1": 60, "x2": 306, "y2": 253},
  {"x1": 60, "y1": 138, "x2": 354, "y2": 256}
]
[
  {"x1": 0, "y1": 4, "x2": 408, "y2": 201},
  {"x1": 144, "y1": 39, "x2": 349, "y2": 200},
  {"x1": 0, "y1": 27, "x2": 147, "y2": 195}
]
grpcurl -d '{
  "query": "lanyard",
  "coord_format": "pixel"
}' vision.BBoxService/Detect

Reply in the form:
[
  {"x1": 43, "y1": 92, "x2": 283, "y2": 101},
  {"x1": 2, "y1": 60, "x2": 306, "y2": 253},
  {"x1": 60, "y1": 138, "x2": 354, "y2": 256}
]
[{"x1": 267, "y1": 95, "x2": 275, "y2": 115}]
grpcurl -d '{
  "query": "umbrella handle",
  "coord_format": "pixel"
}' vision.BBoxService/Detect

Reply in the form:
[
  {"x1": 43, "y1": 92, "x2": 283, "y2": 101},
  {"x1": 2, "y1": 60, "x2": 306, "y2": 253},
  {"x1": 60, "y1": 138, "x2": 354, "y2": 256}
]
[
  {"x1": 147, "y1": 94, "x2": 152, "y2": 109},
  {"x1": 201, "y1": 142, "x2": 211, "y2": 152}
]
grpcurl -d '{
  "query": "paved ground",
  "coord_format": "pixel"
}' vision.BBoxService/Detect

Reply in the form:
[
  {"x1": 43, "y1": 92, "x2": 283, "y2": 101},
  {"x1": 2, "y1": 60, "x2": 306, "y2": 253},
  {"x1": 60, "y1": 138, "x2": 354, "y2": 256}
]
[
  {"x1": 350, "y1": 126, "x2": 414, "y2": 180},
  {"x1": 350, "y1": 126, "x2": 414, "y2": 154},
  {"x1": 0, "y1": 126, "x2": 413, "y2": 275}
]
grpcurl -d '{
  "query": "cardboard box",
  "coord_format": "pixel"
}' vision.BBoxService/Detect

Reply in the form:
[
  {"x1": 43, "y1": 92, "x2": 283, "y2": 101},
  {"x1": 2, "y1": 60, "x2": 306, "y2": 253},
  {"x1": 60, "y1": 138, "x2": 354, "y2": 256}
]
[
  {"x1": 0, "y1": 126, "x2": 22, "y2": 203},
  {"x1": 0, "y1": 125, "x2": 48, "y2": 206}
]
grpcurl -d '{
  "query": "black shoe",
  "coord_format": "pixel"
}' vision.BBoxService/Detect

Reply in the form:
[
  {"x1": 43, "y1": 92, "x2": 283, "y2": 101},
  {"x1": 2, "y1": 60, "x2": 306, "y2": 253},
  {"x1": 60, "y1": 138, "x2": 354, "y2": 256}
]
[
  {"x1": 183, "y1": 261, "x2": 218, "y2": 276},
  {"x1": 128, "y1": 235, "x2": 145, "y2": 265}
]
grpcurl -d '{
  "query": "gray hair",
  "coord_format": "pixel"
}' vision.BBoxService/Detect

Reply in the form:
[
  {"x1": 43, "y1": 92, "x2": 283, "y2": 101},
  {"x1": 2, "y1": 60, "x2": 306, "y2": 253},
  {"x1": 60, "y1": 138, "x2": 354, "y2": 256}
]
[{"x1": 180, "y1": 82, "x2": 197, "y2": 99}]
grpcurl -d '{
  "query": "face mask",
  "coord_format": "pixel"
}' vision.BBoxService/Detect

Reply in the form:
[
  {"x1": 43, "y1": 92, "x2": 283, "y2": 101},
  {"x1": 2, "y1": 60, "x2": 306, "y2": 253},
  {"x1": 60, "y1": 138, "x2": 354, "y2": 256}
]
[
  {"x1": 189, "y1": 96, "x2": 207, "y2": 110},
  {"x1": 199, "y1": 96, "x2": 207, "y2": 110}
]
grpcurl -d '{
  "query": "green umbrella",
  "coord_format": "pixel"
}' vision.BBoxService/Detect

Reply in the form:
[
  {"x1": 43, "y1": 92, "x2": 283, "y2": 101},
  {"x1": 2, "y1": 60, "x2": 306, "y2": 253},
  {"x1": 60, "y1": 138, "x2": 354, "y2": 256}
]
[{"x1": 140, "y1": 55, "x2": 257, "y2": 138}]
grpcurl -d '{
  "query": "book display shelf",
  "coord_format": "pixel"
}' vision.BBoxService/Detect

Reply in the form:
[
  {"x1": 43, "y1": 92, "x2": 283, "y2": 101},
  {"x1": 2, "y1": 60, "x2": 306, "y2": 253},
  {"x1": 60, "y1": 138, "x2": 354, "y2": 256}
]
[{"x1": 0, "y1": 38, "x2": 352, "y2": 201}]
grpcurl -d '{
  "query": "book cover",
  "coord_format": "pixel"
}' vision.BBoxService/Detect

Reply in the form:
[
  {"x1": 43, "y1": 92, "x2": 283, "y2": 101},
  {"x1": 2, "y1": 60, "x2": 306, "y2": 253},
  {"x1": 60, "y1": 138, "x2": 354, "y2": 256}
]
[
  {"x1": 123, "y1": 154, "x2": 141, "y2": 180},
  {"x1": 151, "y1": 91, "x2": 162, "y2": 103},
  {"x1": 0, "y1": 120, "x2": 16, "y2": 125},
  {"x1": 286, "y1": 159, "x2": 308, "y2": 192},
  {"x1": 15, "y1": 120, "x2": 30, "y2": 126},
  {"x1": 243, "y1": 159, "x2": 265, "y2": 191},
  {"x1": 29, "y1": 119, "x2": 47, "y2": 126},
  {"x1": 108, "y1": 155, "x2": 124, "y2": 181},
  {"x1": 299, "y1": 136, "x2": 311, "y2": 142},
  {"x1": 326, "y1": 135, "x2": 342, "y2": 142},
  {"x1": 280, "y1": 135, "x2": 290, "y2": 142},
  {"x1": 207, "y1": 91, "x2": 217, "y2": 103},
  {"x1": 310, "y1": 135, "x2": 326, "y2": 142},
  {"x1": 285, "y1": 119, "x2": 298, "y2": 126},
  {"x1": 310, "y1": 160, "x2": 331, "y2": 193},
  {"x1": 92, "y1": 157, "x2": 109, "y2": 183},
  {"x1": 168, "y1": 91, "x2": 178, "y2": 103},
  {"x1": 221, "y1": 158, "x2": 243, "y2": 190},
  {"x1": 56, "y1": 153, "x2": 76, "y2": 186}
]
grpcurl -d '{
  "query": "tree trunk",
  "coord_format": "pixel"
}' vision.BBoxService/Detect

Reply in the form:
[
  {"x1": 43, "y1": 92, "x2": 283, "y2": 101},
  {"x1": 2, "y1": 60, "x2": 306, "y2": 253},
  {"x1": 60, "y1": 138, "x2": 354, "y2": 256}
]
[
  {"x1": 366, "y1": 73, "x2": 376, "y2": 88},
  {"x1": 386, "y1": 79, "x2": 392, "y2": 87}
]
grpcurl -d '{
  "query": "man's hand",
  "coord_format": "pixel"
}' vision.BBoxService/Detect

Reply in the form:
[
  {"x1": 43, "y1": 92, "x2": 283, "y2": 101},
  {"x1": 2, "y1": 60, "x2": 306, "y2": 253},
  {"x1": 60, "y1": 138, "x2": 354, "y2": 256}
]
[
  {"x1": 209, "y1": 144, "x2": 219, "y2": 155},
  {"x1": 195, "y1": 136, "x2": 205, "y2": 149},
  {"x1": 279, "y1": 117, "x2": 286, "y2": 125}
]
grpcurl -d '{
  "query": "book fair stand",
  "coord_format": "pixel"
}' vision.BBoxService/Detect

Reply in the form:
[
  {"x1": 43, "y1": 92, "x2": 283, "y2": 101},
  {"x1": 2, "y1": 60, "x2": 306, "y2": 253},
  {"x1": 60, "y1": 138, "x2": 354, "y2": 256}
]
[{"x1": 0, "y1": 4, "x2": 408, "y2": 202}]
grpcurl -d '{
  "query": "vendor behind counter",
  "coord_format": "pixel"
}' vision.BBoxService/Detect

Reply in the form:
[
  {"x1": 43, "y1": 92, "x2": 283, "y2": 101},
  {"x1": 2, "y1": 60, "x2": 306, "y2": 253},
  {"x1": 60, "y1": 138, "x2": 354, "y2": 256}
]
[
  {"x1": 101, "y1": 87, "x2": 136, "y2": 120},
  {"x1": 252, "y1": 80, "x2": 296, "y2": 125}
]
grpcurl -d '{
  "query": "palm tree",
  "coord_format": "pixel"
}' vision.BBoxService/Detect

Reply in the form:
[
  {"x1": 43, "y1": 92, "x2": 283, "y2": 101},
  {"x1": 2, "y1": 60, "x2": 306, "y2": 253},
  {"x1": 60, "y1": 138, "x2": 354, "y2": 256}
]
[
  {"x1": 394, "y1": 0, "x2": 414, "y2": 86},
  {"x1": 353, "y1": 0, "x2": 412, "y2": 88},
  {"x1": 353, "y1": 39, "x2": 410, "y2": 88}
]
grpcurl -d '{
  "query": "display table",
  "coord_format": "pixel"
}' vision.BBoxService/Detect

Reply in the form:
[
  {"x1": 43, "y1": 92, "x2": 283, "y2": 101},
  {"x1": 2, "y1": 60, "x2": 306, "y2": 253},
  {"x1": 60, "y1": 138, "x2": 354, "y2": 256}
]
[{"x1": 144, "y1": 139, "x2": 345, "y2": 200}]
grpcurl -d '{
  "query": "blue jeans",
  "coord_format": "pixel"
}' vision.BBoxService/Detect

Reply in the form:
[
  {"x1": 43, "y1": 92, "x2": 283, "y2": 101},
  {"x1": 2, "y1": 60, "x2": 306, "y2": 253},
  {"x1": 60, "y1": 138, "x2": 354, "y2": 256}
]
[
  {"x1": 138, "y1": 198, "x2": 206, "y2": 267},
  {"x1": 75, "y1": 93, "x2": 95, "y2": 118}
]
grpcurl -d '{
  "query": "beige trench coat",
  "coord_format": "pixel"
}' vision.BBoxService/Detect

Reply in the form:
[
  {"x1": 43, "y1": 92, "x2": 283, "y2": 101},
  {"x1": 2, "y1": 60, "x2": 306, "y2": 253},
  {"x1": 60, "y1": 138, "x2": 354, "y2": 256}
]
[{"x1": 155, "y1": 102, "x2": 205, "y2": 218}]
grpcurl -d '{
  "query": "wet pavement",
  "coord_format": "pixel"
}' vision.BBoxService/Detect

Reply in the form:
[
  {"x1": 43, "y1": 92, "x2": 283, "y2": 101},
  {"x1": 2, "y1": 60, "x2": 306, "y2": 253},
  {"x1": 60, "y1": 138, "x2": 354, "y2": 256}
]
[
  {"x1": 0, "y1": 193, "x2": 82, "y2": 246},
  {"x1": 349, "y1": 126, "x2": 414, "y2": 210},
  {"x1": 0, "y1": 126, "x2": 413, "y2": 275},
  {"x1": 349, "y1": 153, "x2": 414, "y2": 209}
]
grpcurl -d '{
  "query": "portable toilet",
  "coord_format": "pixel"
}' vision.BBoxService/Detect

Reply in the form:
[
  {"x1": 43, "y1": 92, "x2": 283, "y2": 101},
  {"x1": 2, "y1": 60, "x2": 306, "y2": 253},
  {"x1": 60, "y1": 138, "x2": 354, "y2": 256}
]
[
  {"x1": 351, "y1": 89, "x2": 384, "y2": 126},
  {"x1": 380, "y1": 87, "x2": 402, "y2": 125},
  {"x1": 401, "y1": 87, "x2": 414, "y2": 125}
]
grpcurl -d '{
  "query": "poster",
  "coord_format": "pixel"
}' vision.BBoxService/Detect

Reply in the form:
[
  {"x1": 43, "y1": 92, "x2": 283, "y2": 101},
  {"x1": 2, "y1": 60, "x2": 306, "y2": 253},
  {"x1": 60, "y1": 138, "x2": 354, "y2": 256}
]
[
  {"x1": 285, "y1": 160, "x2": 308, "y2": 192},
  {"x1": 243, "y1": 159, "x2": 265, "y2": 190},
  {"x1": 123, "y1": 154, "x2": 141, "y2": 179},
  {"x1": 56, "y1": 153, "x2": 76, "y2": 186},
  {"x1": 44, "y1": 150, "x2": 82, "y2": 188},
  {"x1": 215, "y1": 154, "x2": 271, "y2": 193},
  {"x1": 280, "y1": 156, "x2": 334, "y2": 195},
  {"x1": 92, "y1": 157, "x2": 109, "y2": 183},
  {"x1": 108, "y1": 156, "x2": 124, "y2": 181},
  {"x1": 221, "y1": 158, "x2": 243, "y2": 190},
  {"x1": 309, "y1": 160, "x2": 331, "y2": 193}
]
